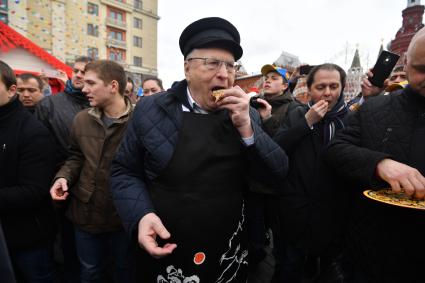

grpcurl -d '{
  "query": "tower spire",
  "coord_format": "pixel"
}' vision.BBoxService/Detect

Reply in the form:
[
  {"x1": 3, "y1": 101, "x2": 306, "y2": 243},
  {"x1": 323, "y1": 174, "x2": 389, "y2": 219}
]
[
  {"x1": 350, "y1": 46, "x2": 361, "y2": 69},
  {"x1": 407, "y1": 0, "x2": 421, "y2": 7}
]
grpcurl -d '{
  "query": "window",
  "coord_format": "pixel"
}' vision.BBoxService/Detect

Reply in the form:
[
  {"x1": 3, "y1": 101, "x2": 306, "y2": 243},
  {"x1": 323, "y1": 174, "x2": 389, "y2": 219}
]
[
  {"x1": 133, "y1": 36, "x2": 143, "y2": 48},
  {"x1": 0, "y1": 13, "x2": 7, "y2": 24},
  {"x1": 110, "y1": 10, "x2": 124, "y2": 22},
  {"x1": 134, "y1": 56, "x2": 142, "y2": 67},
  {"x1": 109, "y1": 49, "x2": 125, "y2": 62},
  {"x1": 0, "y1": 0, "x2": 7, "y2": 10},
  {"x1": 0, "y1": 0, "x2": 7, "y2": 23},
  {"x1": 134, "y1": 17, "x2": 142, "y2": 29},
  {"x1": 87, "y1": 24, "x2": 99, "y2": 37},
  {"x1": 134, "y1": 0, "x2": 142, "y2": 9},
  {"x1": 87, "y1": 47, "x2": 99, "y2": 60},
  {"x1": 109, "y1": 30, "x2": 124, "y2": 41},
  {"x1": 87, "y1": 3, "x2": 98, "y2": 16}
]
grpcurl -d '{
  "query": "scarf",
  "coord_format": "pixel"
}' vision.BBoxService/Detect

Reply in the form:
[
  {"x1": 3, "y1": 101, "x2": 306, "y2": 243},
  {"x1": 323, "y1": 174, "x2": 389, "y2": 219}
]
[
  {"x1": 64, "y1": 80, "x2": 89, "y2": 107},
  {"x1": 308, "y1": 93, "x2": 348, "y2": 145}
]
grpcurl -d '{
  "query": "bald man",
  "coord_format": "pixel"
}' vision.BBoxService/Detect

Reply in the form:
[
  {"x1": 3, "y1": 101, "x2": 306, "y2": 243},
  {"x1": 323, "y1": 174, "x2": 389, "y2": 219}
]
[{"x1": 324, "y1": 28, "x2": 425, "y2": 282}]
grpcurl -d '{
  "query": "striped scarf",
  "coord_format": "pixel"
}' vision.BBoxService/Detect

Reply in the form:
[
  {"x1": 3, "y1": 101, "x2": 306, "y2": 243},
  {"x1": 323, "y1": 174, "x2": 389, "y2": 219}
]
[{"x1": 307, "y1": 94, "x2": 348, "y2": 145}]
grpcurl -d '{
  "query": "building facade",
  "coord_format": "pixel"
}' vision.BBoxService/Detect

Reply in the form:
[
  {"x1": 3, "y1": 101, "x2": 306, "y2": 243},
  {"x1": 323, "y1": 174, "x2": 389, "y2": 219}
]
[
  {"x1": 2, "y1": 0, "x2": 159, "y2": 85},
  {"x1": 389, "y1": 0, "x2": 424, "y2": 64}
]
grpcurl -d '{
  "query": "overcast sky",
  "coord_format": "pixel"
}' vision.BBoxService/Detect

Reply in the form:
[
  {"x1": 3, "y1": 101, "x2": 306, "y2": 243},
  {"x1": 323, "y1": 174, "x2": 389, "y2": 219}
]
[{"x1": 157, "y1": 0, "x2": 409, "y2": 88}]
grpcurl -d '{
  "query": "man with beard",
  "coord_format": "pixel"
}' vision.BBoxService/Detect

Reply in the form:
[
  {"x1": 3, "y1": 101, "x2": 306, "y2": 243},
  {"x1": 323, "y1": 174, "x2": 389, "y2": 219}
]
[
  {"x1": 35, "y1": 56, "x2": 92, "y2": 164},
  {"x1": 35, "y1": 56, "x2": 92, "y2": 283}
]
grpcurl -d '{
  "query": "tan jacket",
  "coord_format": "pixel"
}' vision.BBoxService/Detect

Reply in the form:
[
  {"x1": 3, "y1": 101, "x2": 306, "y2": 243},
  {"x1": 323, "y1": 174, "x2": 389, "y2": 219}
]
[{"x1": 55, "y1": 100, "x2": 133, "y2": 233}]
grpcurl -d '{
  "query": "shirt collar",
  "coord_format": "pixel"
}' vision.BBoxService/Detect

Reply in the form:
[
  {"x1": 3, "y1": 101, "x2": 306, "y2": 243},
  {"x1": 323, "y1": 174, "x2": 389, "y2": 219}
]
[{"x1": 185, "y1": 87, "x2": 208, "y2": 114}]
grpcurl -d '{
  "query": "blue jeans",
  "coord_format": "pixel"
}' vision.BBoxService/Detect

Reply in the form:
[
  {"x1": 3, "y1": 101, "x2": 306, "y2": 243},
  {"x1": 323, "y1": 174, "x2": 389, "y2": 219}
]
[
  {"x1": 11, "y1": 244, "x2": 55, "y2": 283},
  {"x1": 74, "y1": 227, "x2": 131, "y2": 283}
]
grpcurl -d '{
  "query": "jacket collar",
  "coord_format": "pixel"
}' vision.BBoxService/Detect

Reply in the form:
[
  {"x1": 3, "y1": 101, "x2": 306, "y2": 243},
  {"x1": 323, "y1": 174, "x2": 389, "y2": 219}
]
[
  {"x1": 404, "y1": 86, "x2": 425, "y2": 109},
  {"x1": 88, "y1": 96, "x2": 133, "y2": 123},
  {"x1": 0, "y1": 95, "x2": 21, "y2": 121},
  {"x1": 154, "y1": 80, "x2": 188, "y2": 129},
  {"x1": 265, "y1": 90, "x2": 293, "y2": 108}
]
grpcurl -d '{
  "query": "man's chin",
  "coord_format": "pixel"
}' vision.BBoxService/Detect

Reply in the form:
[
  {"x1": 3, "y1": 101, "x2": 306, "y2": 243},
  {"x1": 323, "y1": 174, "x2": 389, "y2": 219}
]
[
  {"x1": 72, "y1": 83, "x2": 84, "y2": 89},
  {"x1": 23, "y1": 102, "x2": 34, "y2": 107}
]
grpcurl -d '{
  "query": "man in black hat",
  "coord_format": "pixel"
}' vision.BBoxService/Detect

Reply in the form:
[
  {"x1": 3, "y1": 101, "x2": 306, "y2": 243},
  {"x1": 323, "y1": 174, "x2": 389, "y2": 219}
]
[{"x1": 110, "y1": 17, "x2": 288, "y2": 282}]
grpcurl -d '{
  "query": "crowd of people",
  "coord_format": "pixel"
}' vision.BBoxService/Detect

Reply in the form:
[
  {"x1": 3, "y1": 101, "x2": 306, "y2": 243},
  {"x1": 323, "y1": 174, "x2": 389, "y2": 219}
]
[{"x1": 1, "y1": 16, "x2": 425, "y2": 283}]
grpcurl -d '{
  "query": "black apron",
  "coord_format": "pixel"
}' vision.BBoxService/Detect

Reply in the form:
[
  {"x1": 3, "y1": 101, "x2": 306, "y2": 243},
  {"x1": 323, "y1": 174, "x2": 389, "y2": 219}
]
[{"x1": 136, "y1": 111, "x2": 249, "y2": 283}]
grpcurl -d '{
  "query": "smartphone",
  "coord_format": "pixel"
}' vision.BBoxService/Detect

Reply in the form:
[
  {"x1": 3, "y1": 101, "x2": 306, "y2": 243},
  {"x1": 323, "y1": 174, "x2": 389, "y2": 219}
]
[
  {"x1": 299, "y1": 65, "x2": 315, "y2": 76},
  {"x1": 250, "y1": 96, "x2": 263, "y2": 109},
  {"x1": 369, "y1": 51, "x2": 400, "y2": 88}
]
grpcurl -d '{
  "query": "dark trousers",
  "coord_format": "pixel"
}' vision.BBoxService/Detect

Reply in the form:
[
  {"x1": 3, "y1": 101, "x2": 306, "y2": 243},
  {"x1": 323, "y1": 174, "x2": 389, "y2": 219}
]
[
  {"x1": 55, "y1": 212, "x2": 80, "y2": 283},
  {"x1": 74, "y1": 227, "x2": 132, "y2": 283},
  {"x1": 11, "y1": 244, "x2": 55, "y2": 283},
  {"x1": 273, "y1": 244, "x2": 309, "y2": 283}
]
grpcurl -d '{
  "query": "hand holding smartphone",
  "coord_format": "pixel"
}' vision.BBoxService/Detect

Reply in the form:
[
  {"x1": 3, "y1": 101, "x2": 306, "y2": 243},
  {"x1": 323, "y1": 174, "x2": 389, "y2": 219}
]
[{"x1": 368, "y1": 51, "x2": 400, "y2": 88}]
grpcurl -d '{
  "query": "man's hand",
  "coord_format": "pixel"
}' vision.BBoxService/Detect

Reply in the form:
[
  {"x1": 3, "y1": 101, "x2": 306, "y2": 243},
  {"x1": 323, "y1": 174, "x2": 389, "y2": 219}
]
[
  {"x1": 304, "y1": 100, "x2": 328, "y2": 128},
  {"x1": 361, "y1": 70, "x2": 383, "y2": 98},
  {"x1": 217, "y1": 86, "x2": 253, "y2": 138},
  {"x1": 56, "y1": 70, "x2": 69, "y2": 85},
  {"x1": 255, "y1": 98, "x2": 272, "y2": 121},
  {"x1": 138, "y1": 213, "x2": 177, "y2": 259},
  {"x1": 50, "y1": 177, "x2": 69, "y2": 201},
  {"x1": 376, "y1": 159, "x2": 425, "y2": 199}
]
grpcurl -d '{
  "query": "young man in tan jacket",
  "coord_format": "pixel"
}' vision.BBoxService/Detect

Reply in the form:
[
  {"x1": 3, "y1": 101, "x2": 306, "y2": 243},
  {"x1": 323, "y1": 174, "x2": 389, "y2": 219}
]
[{"x1": 50, "y1": 60, "x2": 133, "y2": 283}]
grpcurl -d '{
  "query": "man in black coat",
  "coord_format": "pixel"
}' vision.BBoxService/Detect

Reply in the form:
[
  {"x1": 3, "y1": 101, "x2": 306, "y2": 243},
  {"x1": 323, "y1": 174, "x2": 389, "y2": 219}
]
[
  {"x1": 35, "y1": 56, "x2": 92, "y2": 165},
  {"x1": 35, "y1": 56, "x2": 92, "y2": 283},
  {"x1": 0, "y1": 61, "x2": 56, "y2": 281},
  {"x1": 324, "y1": 28, "x2": 425, "y2": 282}
]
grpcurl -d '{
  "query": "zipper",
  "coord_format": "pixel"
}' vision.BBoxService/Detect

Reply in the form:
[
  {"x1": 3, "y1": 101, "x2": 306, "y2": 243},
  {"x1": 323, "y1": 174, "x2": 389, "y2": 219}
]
[{"x1": 381, "y1": 127, "x2": 392, "y2": 152}]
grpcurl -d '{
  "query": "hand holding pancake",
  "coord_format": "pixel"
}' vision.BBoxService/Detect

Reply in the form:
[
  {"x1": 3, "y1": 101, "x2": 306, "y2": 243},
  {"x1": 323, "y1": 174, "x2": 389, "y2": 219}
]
[
  {"x1": 305, "y1": 100, "x2": 328, "y2": 128},
  {"x1": 215, "y1": 86, "x2": 253, "y2": 138}
]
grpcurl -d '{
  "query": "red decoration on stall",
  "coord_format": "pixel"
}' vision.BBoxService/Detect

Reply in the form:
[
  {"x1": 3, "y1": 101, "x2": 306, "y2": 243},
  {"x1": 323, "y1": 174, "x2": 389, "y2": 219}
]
[{"x1": 0, "y1": 21, "x2": 72, "y2": 77}]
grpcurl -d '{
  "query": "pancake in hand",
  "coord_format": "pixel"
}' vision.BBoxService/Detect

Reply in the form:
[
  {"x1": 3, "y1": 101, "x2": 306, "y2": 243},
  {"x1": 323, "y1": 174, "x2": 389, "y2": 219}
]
[{"x1": 211, "y1": 89, "x2": 225, "y2": 102}]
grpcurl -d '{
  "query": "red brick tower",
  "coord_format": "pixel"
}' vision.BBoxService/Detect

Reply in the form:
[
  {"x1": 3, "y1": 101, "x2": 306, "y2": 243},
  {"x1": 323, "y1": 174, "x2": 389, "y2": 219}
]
[{"x1": 389, "y1": 0, "x2": 424, "y2": 64}]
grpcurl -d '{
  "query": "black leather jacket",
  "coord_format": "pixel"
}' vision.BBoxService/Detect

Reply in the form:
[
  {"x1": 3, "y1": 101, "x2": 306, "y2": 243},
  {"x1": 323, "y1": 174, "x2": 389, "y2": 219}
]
[{"x1": 35, "y1": 90, "x2": 89, "y2": 165}]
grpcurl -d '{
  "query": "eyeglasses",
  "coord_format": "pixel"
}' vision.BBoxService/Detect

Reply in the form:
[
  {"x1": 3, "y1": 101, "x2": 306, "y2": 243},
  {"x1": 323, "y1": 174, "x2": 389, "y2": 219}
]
[{"x1": 186, "y1": 57, "x2": 240, "y2": 73}]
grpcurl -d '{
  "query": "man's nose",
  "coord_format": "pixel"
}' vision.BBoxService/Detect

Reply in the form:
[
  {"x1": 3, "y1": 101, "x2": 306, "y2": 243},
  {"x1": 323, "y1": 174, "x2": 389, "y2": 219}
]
[
  {"x1": 216, "y1": 62, "x2": 229, "y2": 77},
  {"x1": 323, "y1": 87, "x2": 331, "y2": 95}
]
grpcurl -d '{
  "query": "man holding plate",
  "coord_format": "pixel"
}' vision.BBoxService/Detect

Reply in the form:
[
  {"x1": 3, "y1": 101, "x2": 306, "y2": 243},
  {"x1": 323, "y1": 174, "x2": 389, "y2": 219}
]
[{"x1": 325, "y1": 28, "x2": 425, "y2": 282}]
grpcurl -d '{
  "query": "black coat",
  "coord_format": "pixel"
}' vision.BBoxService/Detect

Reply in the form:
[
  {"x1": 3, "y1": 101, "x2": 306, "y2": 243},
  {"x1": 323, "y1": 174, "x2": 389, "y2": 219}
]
[
  {"x1": 273, "y1": 104, "x2": 351, "y2": 255},
  {"x1": 324, "y1": 87, "x2": 425, "y2": 282},
  {"x1": 0, "y1": 97, "x2": 56, "y2": 250},
  {"x1": 35, "y1": 90, "x2": 89, "y2": 165},
  {"x1": 262, "y1": 91, "x2": 296, "y2": 137}
]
